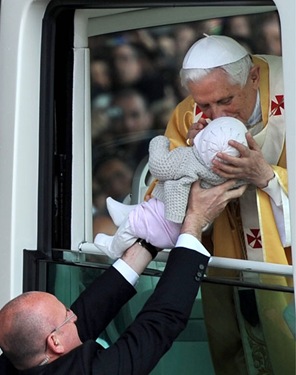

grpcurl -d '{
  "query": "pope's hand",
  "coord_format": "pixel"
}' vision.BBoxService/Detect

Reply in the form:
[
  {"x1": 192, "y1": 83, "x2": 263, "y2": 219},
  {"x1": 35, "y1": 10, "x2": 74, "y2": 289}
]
[{"x1": 211, "y1": 132, "x2": 274, "y2": 188}]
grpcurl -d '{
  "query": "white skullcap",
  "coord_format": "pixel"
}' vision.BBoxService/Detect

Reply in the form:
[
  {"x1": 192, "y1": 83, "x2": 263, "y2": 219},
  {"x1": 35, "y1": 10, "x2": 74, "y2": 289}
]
[
  {"x1": 182, "y1": 35, "x2": 249, "y2": 69},
  {"x1": 193, "y1": 117, "x2": 248, "y2": 168}
]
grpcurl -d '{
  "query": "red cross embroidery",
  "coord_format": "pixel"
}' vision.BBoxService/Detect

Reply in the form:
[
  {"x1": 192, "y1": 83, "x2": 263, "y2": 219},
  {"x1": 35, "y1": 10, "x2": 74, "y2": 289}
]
[
  {"x1": 195, "y1": 106, "x2": 208, "y2": 119},
  {"x1": 246, "y1": 229, "x2": 262, "y2": 249},
  {"x1": 270, "y1": 95, "x2": 284, "y2": 116}
]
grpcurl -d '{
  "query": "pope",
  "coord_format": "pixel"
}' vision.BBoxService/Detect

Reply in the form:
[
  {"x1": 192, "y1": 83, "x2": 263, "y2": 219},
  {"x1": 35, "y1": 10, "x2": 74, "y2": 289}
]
[{"x1": 160, "y1": 34, "x2": 292, "y2": 375}]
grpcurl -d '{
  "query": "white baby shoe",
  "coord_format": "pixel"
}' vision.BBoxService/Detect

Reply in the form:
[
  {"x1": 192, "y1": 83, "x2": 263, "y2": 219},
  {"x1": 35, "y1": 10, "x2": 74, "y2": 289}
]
[
  {"x1": 94, "y1": 216, "x2": 136, "y2": 259},
  {"x1": 106, "y1": 197, "x2": 137, "y2": 227}
]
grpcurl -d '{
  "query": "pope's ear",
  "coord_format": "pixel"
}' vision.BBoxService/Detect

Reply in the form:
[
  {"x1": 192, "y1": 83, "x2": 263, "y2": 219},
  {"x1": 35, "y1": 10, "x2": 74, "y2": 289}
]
[
  {"x1": 249, "y1": 65, "x2": 260, "y2": 87},
  {"x1": 46, "y1": 333, "x2": 64, "y2": 354}
]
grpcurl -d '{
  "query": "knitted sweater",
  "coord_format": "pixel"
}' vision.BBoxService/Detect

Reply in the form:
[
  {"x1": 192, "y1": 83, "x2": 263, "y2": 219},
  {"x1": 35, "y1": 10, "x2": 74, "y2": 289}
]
[
  {"x1": 149, "y1": 121, "x2": 250, "y2": 224},
  {"x1": 148, "y1": 136, "x2": 229, "y2": 223}
]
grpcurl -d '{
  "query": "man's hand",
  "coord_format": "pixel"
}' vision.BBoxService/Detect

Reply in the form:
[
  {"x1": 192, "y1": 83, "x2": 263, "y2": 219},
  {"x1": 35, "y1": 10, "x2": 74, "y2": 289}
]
[
  {"x1": 211, "y1": 132, "x2": 274, "y2": 188},
  {"x1": 181, "y1": 180, "x2": 247, "y2": 240}
]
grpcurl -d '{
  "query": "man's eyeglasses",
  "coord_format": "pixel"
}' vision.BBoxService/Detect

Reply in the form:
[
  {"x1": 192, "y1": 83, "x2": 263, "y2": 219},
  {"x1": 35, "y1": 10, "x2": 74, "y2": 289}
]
[
  {"x1": 50, "y1": 308, "x2": 76, "y2": 334},
  {"x1": 39, "y1": 308, "x2": 76, "y2": 366}
]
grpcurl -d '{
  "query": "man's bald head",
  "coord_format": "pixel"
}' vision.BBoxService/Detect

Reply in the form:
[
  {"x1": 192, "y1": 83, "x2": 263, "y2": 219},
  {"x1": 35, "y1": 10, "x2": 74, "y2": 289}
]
[{"x1": 0, "y1": 292, "x2": 62, "y2": 369}]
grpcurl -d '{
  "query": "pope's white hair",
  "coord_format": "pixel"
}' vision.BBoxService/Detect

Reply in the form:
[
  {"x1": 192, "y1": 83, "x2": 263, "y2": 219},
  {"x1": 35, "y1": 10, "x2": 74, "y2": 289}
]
[{"x1": 180, "y1": 54, "x2": 254, "y2": 89}]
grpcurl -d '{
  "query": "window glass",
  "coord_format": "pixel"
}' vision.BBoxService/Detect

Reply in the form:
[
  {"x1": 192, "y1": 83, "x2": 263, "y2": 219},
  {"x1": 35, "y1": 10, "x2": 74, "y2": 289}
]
[{"x1": 89, "y1": 11, "x2": 283, "y2": 247}]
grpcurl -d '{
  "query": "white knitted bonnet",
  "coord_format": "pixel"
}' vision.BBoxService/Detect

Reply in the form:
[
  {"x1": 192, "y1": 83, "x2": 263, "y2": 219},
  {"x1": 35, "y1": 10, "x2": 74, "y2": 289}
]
[{"x1": 193, "y1": 117, "x2": 248, "y2": 168}]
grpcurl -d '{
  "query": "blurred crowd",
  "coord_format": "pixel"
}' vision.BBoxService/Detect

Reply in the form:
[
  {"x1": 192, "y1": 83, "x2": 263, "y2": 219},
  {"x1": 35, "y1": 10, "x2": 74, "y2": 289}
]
[{"x1": 90, "y1": 12, "x2": 281, "y2": 232}]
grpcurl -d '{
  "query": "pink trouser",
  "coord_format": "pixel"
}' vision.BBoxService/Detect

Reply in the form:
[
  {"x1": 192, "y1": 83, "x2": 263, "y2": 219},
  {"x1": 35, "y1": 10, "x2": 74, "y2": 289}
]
[
  {"x1": 128, "y1": 197, "x2": 181, "y2": 248},
  {"x1": 94, "y1": 198, "x2": 181, "y2": 259}
]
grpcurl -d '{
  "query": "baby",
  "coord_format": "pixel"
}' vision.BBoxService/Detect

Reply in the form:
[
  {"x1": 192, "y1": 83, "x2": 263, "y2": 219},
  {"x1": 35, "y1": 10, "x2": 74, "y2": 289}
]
[{"x1": 94, "y1": 117, "x2": 248, "y2": 258}]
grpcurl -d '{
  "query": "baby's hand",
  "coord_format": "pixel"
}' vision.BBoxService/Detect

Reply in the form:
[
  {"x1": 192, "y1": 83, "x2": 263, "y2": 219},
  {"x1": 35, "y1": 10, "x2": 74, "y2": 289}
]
[{"x1": 186, "y1": 118, "x2": 209, "y2": 146}]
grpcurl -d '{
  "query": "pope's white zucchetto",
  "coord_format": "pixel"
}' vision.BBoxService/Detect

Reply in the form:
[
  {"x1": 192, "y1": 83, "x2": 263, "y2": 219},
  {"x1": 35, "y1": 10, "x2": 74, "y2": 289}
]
[{"x1": 182, "y1": 35, "x2": 249, "y2": 69}]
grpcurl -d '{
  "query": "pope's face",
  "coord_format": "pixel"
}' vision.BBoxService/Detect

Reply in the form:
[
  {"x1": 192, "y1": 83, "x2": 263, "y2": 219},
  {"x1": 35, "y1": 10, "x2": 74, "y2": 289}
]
[{"x1": 187, "y1": 65, "x2": 260, "y2": 124}]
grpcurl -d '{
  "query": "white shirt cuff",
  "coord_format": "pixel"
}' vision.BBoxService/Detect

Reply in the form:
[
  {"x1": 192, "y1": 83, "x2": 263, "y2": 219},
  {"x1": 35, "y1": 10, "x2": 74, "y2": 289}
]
[
  {"x1": 175, "y1": 233, "x2": 211, "y2": 257},
  {"x1": 261, "y1": 174, "x2": 282, "y2": 206},
  {"x1": 112, "y1": 258, "x2": 139, "y2": 286}
]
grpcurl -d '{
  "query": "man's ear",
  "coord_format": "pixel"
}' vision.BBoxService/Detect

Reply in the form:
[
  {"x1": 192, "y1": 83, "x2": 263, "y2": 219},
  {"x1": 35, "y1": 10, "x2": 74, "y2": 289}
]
[
  {"x1": 249, "y1": 65, "x2": 260, "y2": 89},
  {"x1": 46, "y1": 333, "x2": 65, "y2": 355}
]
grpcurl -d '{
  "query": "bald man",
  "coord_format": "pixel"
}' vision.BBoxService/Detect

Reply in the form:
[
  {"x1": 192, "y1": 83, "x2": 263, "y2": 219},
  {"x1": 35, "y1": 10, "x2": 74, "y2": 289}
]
[{"x1": 0, "y1": 180, "x2": 246, "y2": 374}]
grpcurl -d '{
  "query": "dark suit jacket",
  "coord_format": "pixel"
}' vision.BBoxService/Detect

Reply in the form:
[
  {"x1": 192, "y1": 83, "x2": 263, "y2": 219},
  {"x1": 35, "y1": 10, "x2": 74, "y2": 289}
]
[{"x1": 0, "y1": 247, "x2": 209, "y2": 374}]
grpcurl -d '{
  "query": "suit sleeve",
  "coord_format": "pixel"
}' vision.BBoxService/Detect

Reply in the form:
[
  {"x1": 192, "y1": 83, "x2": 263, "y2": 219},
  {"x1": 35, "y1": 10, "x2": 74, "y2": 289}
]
[
  {"x1": 72, "y1": 266, "x2": 136, "y2": 342},
  {"x1": 92, "y1": 247, "x2": 210, "y2": 375},
  {"x1": 0, "y1": 354, "x2": 18, "y2": 375}
]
